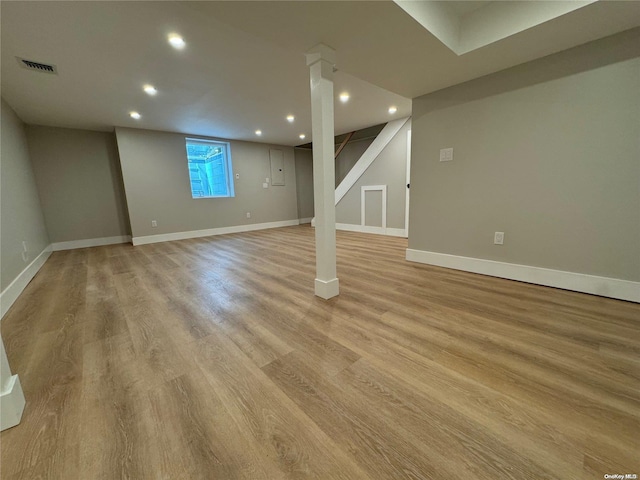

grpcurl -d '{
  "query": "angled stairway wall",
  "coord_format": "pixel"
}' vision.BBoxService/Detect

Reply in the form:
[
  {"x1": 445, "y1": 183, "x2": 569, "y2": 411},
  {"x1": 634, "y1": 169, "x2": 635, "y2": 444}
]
[
  {"x1": 304, "y1": 117, "x2": 411, "y2": 237},
  {"x1": 335, "y1": 117, "x2": 411, "y2": 237}
]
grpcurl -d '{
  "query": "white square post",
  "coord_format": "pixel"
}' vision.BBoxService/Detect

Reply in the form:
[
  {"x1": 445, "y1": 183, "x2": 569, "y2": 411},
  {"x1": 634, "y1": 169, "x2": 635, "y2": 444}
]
[
  {"x1": 1, "y1": 337, "x2": 25, "y2": 431},
  {"x1": 305, "y1": 44, "x2": 339, "y2": 299}
]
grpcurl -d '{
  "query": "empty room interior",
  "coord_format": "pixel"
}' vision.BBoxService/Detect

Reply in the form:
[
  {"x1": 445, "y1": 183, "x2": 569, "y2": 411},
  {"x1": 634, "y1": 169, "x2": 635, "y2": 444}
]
[{"x1": 1, "y1": 1, "x2": 639, "y2": 479}]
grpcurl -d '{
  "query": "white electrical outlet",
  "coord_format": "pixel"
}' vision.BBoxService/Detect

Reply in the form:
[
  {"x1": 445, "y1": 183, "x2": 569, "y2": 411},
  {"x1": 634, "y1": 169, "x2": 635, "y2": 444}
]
[
  {"x1": 246, "y1": 212, "x2": 251, "y2": 218},
  {"x1": 235, "y1": 173, "x2": 240, "y2": 179},
  {"x1": 263, "y1": 182, "x2": 268, "y2": 188},
  {"x1": 151, "y1": 220, "x2": 158, "y2": 228},
  {"x1": 439, "y1": 148, "x2": 454, "y2": 162},
  {"x1": 494, "y1": 232, "x2": 504, "y2": 245}
]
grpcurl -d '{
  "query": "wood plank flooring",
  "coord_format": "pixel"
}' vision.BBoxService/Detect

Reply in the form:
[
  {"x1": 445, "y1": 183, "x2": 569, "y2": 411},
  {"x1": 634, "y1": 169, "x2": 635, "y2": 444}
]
[{"x1": 1, "y1": 225, "x2": 639, "y2": 479}]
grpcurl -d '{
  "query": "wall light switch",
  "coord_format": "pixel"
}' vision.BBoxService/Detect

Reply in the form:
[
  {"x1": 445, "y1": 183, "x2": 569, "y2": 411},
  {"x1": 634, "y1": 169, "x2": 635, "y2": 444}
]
[
  {"x1": 440, "y1": 148, "x2": 454, "y2": 162},
  {"x1": 494, "y1": 232, "x2": 504, "y2": 245}
]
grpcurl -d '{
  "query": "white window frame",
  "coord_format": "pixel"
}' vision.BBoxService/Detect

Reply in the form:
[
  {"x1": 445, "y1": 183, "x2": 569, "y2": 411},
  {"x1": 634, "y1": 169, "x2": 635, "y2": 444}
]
[{"x1": 185, "y1": 138, "x2": 235, "y2": 199}]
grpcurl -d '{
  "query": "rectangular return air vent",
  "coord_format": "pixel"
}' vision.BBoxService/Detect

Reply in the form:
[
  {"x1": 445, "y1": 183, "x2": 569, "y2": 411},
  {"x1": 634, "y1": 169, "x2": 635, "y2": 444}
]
[{"x1": 16, "y1": 57, "x2": 58, "y2": 75}]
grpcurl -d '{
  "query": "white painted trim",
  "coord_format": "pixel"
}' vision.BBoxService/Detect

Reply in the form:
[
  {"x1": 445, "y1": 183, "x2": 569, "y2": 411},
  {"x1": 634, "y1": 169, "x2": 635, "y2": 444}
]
[
  {"x1": 1, "y1": 246, "x2": 52, "y2": 320},
  {"x1": 405, "y1": 129, "x2": 411, "y2": 238},
  {"x1": 383, "y1": 228, "x2": 407, "y2": 238},
  {"x1": 335, "y1": 223, "x2": 406, "y2": 238},
  {"x1": 132, "y1": 219, "x2": 301, "y2": 246},
  {"x1": 335, "y1": 117, "x2": 410, "y2": 205},
  {"x1": 406, "y1": 249, "x2": 640, "y2": 303},
  {"x1": 315, "y1": 277, "x2": 339, "y2": 299},
  {"x1": 0, "y1": 374, "x2": 25, "y2": 431},
  {"x1": 299, "y1": 217, "x2": 313, "y2": 224},
  {"x1": 361, "y1": 185, "x2": 387, "y2": 229},
  {"x1": 51, "y1": 235, "x2": 131, "y2": 251}
]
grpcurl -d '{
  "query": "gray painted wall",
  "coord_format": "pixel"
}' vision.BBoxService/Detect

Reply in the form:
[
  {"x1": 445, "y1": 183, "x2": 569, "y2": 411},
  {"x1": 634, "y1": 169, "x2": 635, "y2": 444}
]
[
  {"x1": 409, "y1": 33, "x2": 640, "y2": 282},
  {"x1": 115, "y1": 127, "x2": 298, "y2": 238},
  {"x1": 294, "y1": 148, "x2": 314, "y2": 220},
  {"x1": 0, "y1": 99, "x2": 49, "y2": 291},
  {"x1": 335, "y1": 138, "x2": 374, "y2": 187},
  {"x1": 27, "y1": 126, "x2": 130, "y2": 243},
  {"x1": 336, "y1": 121, "x2": 411, "y2": 229},
  {"x1": 294, "y1": 136, "x2": 380, "y2": 221}
]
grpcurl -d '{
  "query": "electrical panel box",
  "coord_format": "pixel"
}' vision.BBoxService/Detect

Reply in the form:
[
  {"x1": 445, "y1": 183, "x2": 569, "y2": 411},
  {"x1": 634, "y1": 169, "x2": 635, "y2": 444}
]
[{"x1": 270, "y1": 149, "x2": 285, "y2": 186}]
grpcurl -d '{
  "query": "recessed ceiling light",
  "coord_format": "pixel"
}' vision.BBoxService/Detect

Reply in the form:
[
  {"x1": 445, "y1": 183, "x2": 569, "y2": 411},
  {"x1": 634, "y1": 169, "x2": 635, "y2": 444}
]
[
  {"x1": 286, "y1": 115, "x2": 295, "y2": 123},
  {"x1": 299, "y1": 134, "x2": 306, "y2": 140},
  {"x1": 130, "y1": 111, "x2": 141, "y2": 120},
  {"x1": 339, "y1": 92, "x2": 350, "y2": 103},
  {"x1": 168, "y1": 33, "x2": 186, "y2": 50},
  {"x1": 255, "y1": 130, "x2": 262, "y2": 136},
  {"x1": 388, "y1": 106, "x2": 398, "y2": 114},
  {"x1": 143, "y1": 84, "x2": 157, "y2": 96}
]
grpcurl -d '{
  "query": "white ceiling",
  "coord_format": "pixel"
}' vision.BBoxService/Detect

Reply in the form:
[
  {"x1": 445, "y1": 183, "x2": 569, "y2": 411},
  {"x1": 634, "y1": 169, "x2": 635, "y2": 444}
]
[
  {"x1": 2, "y1": 1, "x2": 639, "y2": 147},
  {"x1": 0, "y1": 1, "x2": 410, "y2": 146},
  {"x1": 198, "y1": 1, "x2": 640, "y2": 98},
  {"x1": 395, "y1": 1, "x2": 599, "y2": 55},
  {"x1": 446, "y1": 1, "x2": 492, "y2": 17}
]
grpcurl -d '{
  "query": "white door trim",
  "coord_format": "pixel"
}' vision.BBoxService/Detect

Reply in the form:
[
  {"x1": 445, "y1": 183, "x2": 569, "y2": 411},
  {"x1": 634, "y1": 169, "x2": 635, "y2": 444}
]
[{"x1": 405, "y1": 129, "x2": 411, "y2": 238}]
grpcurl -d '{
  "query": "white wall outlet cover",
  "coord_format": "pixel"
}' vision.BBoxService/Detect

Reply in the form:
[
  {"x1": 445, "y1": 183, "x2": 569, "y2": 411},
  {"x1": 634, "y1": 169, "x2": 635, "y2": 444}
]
[
  {"x1": 263, "y1": 183, "x2": 268, "y2": 188},
  {"x1": 151, "y1": 220, "x2": 158, "y2": 227},
  {"x1": 246, "y1": 212, "x2": 251, "y2": 218},
  {"x1": 235, "y1": 173, "x2": 240, "y2": 179},
  {"x1": 439, "y1": 148, "x2": 454, "y2": 162},
  {"x1": 494, "y1": 232, "x2": 505, "y2": 245}
]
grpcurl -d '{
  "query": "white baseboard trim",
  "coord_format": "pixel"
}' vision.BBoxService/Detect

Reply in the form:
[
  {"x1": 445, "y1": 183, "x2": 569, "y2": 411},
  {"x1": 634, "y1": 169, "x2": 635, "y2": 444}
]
[
  {"x1": 406, "y1": 249, "x2": 640, "y2": 303},
  {"x1": 132, "y1": 219, "x2": 301, "y2": 246},
  {"x1": 0, "y1": 374, "x2": 25, "y2": 431},
  {"x1": 335, "y1": 223, "x2": 407, "y2": 238},
  {"x1": 299, "y1": 217, "x2": 313, "y2": 224},
  {"x1": 51, "y1": 235, "x2": 131, "y2": 251},
  {"x1": 315, "y1": 277, "x2": 340, "y2": 299},
  {"x1": 1, "y1": 246, "x2": 52, "y2": 319}
]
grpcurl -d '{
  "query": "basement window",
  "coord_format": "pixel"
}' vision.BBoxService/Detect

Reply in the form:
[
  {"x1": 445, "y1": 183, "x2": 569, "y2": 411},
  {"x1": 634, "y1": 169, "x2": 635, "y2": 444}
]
[{"x1": 185, "y1": 138, "x2": 235, "y2": 198}]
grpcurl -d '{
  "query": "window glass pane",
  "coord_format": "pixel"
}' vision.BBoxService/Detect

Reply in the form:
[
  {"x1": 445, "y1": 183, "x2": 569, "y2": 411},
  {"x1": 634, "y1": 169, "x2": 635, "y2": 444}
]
[{"x1": 185, "y1": 139, "x2": 233, "y2": 198}]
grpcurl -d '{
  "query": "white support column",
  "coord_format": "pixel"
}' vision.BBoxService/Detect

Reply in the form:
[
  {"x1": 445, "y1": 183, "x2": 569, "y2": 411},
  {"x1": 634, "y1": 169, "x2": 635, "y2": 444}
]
[
  {"x1": 1, "y1": 336, "x2": 25, "y2": 431},
  {"x1": 306, "y1": 44, "x2": 339, "y2": 299}
]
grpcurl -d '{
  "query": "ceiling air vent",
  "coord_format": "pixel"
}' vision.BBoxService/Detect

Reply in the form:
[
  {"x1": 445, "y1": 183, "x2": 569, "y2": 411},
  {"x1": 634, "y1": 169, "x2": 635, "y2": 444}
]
[{"x1": 17, "y1": 57, "x2": 58, "y2": 75}]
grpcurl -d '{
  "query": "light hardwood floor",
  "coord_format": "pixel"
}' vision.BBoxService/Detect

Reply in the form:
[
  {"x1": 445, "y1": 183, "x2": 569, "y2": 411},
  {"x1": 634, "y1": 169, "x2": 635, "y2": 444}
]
[{"x1": 1, "y1": 225, "x2": 639, "y2": 479}]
